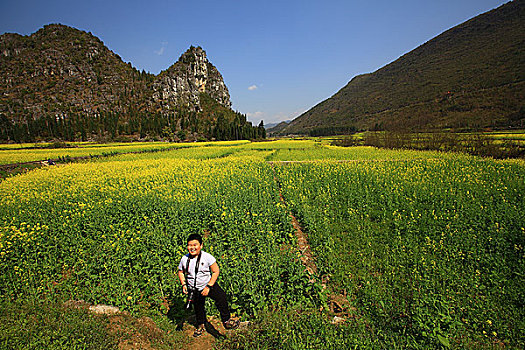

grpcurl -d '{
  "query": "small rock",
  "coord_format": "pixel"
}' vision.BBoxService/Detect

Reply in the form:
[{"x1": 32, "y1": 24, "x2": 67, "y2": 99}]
[
  {"x1": 88, "y1": 304, "x2": 121, "y2": 315},
  {"x1": 331, "y1": 316, "x2": 345, "y2": 325}
]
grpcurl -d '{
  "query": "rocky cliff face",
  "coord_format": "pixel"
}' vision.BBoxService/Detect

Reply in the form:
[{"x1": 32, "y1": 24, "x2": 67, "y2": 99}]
[{"x1": 153, "y1": 46, "x2": 231, "y2": 111}]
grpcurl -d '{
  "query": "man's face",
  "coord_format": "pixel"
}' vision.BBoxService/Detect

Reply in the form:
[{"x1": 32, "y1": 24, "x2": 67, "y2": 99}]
[{"x1": 187, "y1": 239, "x2": 202, "y2": 257}]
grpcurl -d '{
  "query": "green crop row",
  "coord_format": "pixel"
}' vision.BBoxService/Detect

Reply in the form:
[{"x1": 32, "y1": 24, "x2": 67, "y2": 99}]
[
  {"x1": 0, "y1": 140, "x2": 250, "y2": 165},
  {"x1": 0, "y1": 152, "x2": 319, "y2": 321},
  {"x1": 273, "y1": 157, "x2": 525, "y2": 348}
]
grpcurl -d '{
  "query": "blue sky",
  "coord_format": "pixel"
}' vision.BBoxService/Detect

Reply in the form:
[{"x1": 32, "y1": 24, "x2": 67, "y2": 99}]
[{"x1": 0, "y1": 0, "x2": 510, "y2": 125}]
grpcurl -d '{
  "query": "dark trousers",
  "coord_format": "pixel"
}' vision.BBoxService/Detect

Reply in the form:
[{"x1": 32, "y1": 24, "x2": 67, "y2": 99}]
[{"x1": 192, "y1": 283, "x2": 230, "y2": 325}]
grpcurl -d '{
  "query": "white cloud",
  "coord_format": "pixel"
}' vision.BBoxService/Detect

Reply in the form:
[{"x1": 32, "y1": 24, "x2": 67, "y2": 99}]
[
  {"x1": 246, "y1": 111, "x2": 264, "y2": 118},
  {"x1": 247, "y1": 85, "x2": 258, "y2": 91},
  {"x1": 246, "y1": 111, "x2": 266, "y2": 126},
  {"x1": 155, "y1": 41, "x2": 168, "y2": 56}
]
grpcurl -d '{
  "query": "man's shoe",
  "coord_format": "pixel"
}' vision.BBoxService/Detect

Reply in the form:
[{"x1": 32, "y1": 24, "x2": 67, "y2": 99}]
[
  {"x1": 223, "y1": 319, "x2": 240, "y2": 330},
  {"x1": 193, "y1": 325, "x2": 205, "y2": 337}
]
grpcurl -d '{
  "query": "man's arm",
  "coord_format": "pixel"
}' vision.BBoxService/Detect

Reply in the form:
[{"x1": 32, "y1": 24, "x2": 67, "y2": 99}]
[
  {"x1": 178, "y1": 269, "x2": 188, "y2": 294},
  {"x1": 201, "y1": 262, "x2": 219, "y2": 296},
  {"x1": 208, "y1": 262, "x2": 220, "y2": 286}
]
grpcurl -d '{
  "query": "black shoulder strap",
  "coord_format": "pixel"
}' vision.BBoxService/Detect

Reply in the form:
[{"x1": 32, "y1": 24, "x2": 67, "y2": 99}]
[
  {"x1": 185, "y1": 252, "x2": 202, "y2": 290},
  {"x1": 185, "y1": 255, "x2": 190, "y2": 275}
]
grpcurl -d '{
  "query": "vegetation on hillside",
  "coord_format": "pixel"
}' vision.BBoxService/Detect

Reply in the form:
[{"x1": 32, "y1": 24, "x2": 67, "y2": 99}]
[
  {"x1": 282, "y1": 0, "x2": 524, "y2": 135},
  {"x1": 0, "y1": 25, "x2": 262, "y2": 143}
]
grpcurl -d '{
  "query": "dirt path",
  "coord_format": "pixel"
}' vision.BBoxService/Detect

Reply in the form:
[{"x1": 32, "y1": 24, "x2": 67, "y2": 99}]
[
  {"x1": 183, "y1": 316, "x2": 225, "y2": 350},
  {"x1": 270, "y1": 163, "x2": 357, "y2": 323},
  {"x1": 270, "y1": 163, "x2": 318, "y2": 277},
  {"x1": 181, "y1": 315, "x2": 249, "y2": 350}
]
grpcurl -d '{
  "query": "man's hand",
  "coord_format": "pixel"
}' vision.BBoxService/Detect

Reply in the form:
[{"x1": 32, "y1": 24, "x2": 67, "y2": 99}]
[
  {"x1": 201, "y1": 286, "x2": 210, "y2": 296},
  {"x1": 182, "y1": 285, "x2": 188, "y2": 295}
]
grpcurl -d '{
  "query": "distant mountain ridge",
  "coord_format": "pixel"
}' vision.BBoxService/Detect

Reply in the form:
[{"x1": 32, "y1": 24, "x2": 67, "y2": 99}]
[
  {"x1": 280, "y1": 0, "x2": 524, "y2": 135},
  {"x1": 265, "y1": 120, "x2": 291, "y2": 129},
  {"x1": 266, "y1": 121, "x2": 290, "y2": 136},
  {"x1": 0, "y1": 24, "x2": 264, "y2": 142}
]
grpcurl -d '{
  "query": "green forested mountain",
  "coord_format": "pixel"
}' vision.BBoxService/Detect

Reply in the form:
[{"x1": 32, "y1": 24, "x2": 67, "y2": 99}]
[
  {"x1": 0, "y1": 24, "x2": 264, "y2": 142},
  {"x1": 279, "y1": 0, "x2": 524, "y2": 136}
]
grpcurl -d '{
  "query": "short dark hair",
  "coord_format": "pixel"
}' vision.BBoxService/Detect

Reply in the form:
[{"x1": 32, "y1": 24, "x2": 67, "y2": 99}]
[{"x1": 187, "y1": 233, "x2": 202, "y2": 244}]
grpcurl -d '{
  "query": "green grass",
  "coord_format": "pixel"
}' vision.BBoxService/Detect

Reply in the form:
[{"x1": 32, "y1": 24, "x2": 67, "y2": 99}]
[
  {"x1": 275, "y1": 157, "x2": 525, "y2": 348},
  {"x1": 0, "y1": 300, "x2": 119, "y2": 349},
  {"x1": 218, "y1": 307, "x2": 377, "y2": 349},
  {"x1": 0, "y1": 299, "x2": 188, "y2": 349}
]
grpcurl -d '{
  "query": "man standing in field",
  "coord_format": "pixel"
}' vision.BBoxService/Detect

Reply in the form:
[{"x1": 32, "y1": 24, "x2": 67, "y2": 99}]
[{"x1": 178, "y1": 233, "x2": 239, "y2": 337}]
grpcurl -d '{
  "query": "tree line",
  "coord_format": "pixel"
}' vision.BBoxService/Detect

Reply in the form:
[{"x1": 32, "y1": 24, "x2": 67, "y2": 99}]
[
  {"x1": 0, "y1": 108, "x2": 265, "y2": 143},
  {"x1": 332, "y1": 131, "x2": 525, "y2": 159}
]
